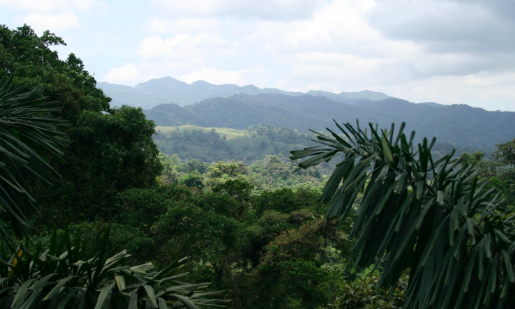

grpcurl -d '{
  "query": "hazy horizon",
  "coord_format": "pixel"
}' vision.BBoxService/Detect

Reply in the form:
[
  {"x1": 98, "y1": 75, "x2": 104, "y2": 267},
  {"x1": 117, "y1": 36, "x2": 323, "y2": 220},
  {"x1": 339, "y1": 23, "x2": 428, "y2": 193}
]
[{"x1": 99, "y1": 75, "x2": 388, "y2": 95}]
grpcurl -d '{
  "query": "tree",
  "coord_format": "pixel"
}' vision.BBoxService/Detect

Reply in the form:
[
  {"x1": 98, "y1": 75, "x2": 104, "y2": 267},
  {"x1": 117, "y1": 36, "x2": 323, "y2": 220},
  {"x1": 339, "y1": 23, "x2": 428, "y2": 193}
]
[
  {"x1": 2, "y1": 25, "x2": 163, "y2": 225},
  {"x1": 37, "y1": 106, "x2": 162, "y2": 223},
  {"x1": 0, "y1": 73, "x2": 66, "y2": 238},
  {"x1": 291, "y1": 121, "x2": 515, "y2": 309},
  {"x1": 212, "y1": 179, "x2": 254, "y2": 205},
  {"x1": 180, "y1": 171, "x2": 205, "y2": 189},
  {"x1": 493, "y1": 138, "x2": 515, "y2": 166},
  {"x1": 459, "y1": 151, "x2": 502, "y2": 179},
  {"x1": 0, "y1": 25, "x2": 110, "y2": 120},
  {"x1": 153, "y1": 192, "x2": 242, "y2": 287}
]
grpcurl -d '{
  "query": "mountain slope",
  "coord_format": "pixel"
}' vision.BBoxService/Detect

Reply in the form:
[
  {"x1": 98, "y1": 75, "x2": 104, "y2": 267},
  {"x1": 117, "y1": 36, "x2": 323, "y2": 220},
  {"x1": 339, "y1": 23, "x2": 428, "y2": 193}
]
[
  {"x1": 97, "y1": 82, "x2": 175, "y2": 109},
  {"x1": 354, "y1": 99, "x2": 515, "y2": 150},
  {"x1": 144, "y1": 94, "x2": 515, "y2": 151},
  {"x1": 145, "y1": 93, "x2": 385, "y2": 131}
]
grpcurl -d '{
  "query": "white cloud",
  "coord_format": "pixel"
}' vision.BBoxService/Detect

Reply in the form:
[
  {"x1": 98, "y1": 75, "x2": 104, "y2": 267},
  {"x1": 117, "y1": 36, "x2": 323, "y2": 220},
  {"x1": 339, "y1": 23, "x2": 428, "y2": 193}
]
[
  {"x1": 0, "y1": 0, "x2": 106, "y2": 12},
  {"x1": 367, "y1": 0, "x2": 515, "y2": 53},
  {"x1": 104, "y1": 34, "x2": 249, "y2": 85},
  {"x1": 137, "y1": 33, "x2": 239, "y2": 60},
  {"x1": 102, "y1": 63, "x2": 149, "y2": 85},
  {"x1": 274, "y1": 52, "x2": 408, "y2": 93},
  {"x1": 244, "y1": 0, "x2": 418, "y2": 59},
  {"x1": 102, "y1": 63, "x2": 270, "y2": 88},
  {"x1": 15, "y1": 12, "x2": 80, "y2": 32},
  {"x1": 145, "y1": 17, "x2": 221, "y2": 34},
  {"x1": 150, "y1": 0, "x2": 325, "y2": 20}
]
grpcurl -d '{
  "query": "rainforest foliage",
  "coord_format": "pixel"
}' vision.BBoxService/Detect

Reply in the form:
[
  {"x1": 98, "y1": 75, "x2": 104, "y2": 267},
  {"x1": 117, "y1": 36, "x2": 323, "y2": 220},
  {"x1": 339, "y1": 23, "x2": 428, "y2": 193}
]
[
  {"x1": 153, "y1": 124, "x2": 473, "y2": 163},
  {"x1": 1, "y1": 24, "x2": 515, "y2": 309},
  {"x1": 154, "y1": 124, "x2": 315, "y2": 162}
]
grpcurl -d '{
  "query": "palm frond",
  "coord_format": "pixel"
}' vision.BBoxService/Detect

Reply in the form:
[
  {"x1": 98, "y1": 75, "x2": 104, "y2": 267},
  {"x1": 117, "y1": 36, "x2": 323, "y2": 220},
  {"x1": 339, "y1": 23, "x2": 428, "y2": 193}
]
[
  {"x1": 291, "y1": 120, "x2": 515, "y2": 309},
  {"x1": 0, "y1": 226, "x2": 229, "y2": 308},
  {"x1": 0, "y1": 73, "x2": 67, "y2": 238}
]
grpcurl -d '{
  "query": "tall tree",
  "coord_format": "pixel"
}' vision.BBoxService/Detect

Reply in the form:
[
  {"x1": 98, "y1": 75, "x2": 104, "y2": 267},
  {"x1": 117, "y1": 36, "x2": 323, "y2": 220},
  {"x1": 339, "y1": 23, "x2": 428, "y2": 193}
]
[
  {"x1": 1, "y1": 25, "x2": 162, "y2": 225},
  {"x1": 0, "y1": 24, "x2": 110, "y2": 119},
  {"x1": 44, "y1": 106, "x2": 162, "y2": 222},
  {"x1": 291, "y1": 121, "x2": 515, "y2": 309},
  {"x1": 493, "y1": 138, "x2": 515, "y2": 166}
]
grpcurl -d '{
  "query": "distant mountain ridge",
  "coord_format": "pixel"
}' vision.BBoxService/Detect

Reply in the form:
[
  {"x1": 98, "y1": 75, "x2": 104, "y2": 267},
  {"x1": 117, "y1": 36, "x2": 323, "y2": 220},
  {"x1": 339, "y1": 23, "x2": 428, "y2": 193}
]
[
  {"x1": 306, "y1": 90, "x2": 390, "y2": 103},
  {"x1": 98, "y1": 76, "x2": 515, "y2": 151},
  {"x1": 98, "y1": 76, "x2": 390, "y2": 108},
  {"x1": 143, "y1": 93, "x2": 515, "y2": 151}
]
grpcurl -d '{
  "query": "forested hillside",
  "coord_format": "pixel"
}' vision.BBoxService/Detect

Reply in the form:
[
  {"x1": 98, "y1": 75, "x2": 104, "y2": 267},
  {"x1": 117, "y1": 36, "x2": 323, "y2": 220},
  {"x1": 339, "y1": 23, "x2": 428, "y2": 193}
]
[
  {"x1": 145, "y1": 93, "x2": 515, "y2": 151},
  {"x1": 154, "y1": 124, "x2": 316, "y2": 162},
  {"x1": 354, "y1": 99, "x2": 515, "y2": 149},
  {"x1": 98, "y1": 76, "x2": 390, "y2": 108},
  {"x1": 144, "y1": 93, "x2": 382, "y2": 129}
]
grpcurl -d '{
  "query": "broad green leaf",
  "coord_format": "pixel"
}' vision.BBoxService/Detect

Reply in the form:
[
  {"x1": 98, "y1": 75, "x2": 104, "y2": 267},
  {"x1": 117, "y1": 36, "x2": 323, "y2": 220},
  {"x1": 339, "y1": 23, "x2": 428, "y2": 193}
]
[
  {"x1": 43, "y1": 276, "x2": 74, "y2": 301},
  {"x1": 94, "y1": 282, "x2": 114, "y2": 309},
  {"x1": 380, "y1": 134, "x2": 395, "y2": 165},
  {"x1": 143, "y1": 284, "x2": 158, "y2": 308}
]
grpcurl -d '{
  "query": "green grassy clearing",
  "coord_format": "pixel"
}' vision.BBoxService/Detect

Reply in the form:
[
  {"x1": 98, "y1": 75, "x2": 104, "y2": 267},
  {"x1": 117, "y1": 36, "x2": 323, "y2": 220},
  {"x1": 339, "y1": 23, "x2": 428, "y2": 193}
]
[{"x1": 156, "y1": 125, "x2": 247, "y2": 140}]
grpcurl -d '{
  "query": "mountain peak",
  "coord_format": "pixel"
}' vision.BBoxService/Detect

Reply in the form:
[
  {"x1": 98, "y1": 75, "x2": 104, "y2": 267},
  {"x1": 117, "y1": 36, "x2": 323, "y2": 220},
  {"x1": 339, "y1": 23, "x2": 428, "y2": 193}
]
[
  {"x1": 190, "y1": 80, "x2": 213, "y2": 86},
  {"x1": 99, "y1": 76, "x2": 392, "y2": 108}
]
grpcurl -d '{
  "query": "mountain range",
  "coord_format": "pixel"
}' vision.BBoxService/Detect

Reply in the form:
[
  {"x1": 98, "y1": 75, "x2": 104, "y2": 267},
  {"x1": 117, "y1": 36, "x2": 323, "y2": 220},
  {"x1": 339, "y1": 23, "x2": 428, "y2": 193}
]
[
  {"x1": 98, "y1": 77, "x2": 515, "y2": 152},
  {"x1": 144, "y1": 94, "x2": 514, "y2": 151},
  {"x1": 98, "y1": 76, "x2": 390, "y2": 108}
]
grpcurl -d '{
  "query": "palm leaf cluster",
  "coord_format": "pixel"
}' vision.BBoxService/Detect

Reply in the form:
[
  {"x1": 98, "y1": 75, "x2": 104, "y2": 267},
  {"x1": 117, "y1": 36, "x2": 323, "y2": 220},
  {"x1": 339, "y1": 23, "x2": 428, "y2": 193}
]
[
  {"x1": 0, "y1": 227, "x2": 229, "y2": 308},
  {"x1": 0, "y1": 74, "x2": 67, "y2": 237},
  {"x1": 291, "y1": 121, "x2": 515, "y2": 309}
]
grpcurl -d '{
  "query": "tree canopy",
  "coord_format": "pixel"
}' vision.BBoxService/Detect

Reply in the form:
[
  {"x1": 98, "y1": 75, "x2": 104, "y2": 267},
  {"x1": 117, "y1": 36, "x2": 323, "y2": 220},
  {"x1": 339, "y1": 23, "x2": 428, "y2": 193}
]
[
  {"x1": 0, "y1": 25, "x2": 110, "y2": 120},
  {"x1": 0, "y1": 25, "x2": 162, "y2": 226},
  {"x1": 493, "y1": 138, "x2": 515, "y2": 166}
]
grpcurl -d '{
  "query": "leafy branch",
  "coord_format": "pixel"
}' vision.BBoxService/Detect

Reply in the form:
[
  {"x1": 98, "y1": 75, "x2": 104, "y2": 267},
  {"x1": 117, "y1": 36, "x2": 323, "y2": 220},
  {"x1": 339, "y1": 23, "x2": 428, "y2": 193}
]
[{"x1": 291, "y1": 120, "x2": 515, "y2": 309}]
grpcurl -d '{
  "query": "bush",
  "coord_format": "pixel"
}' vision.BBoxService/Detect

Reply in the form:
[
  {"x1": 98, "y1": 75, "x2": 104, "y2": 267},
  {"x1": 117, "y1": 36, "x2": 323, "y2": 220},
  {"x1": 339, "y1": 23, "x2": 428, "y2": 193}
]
[
  {"x1": 335, "y1": 272, "x2": 408, "y2": 309},
  {"x1": 0, "y1": 226, "x2": 228, "y2": 308}
]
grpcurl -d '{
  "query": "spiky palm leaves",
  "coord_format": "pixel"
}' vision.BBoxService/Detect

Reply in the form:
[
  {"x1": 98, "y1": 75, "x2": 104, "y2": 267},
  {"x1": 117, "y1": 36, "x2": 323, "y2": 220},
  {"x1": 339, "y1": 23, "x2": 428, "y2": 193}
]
[
  {"x1": 0, "y1": 227, "x2": 228, "y2": 308},
  {"x1": 0, "y1": 74, "x2": 67, "y2": 237},
  {"x1": 291, "y1": 121, "x2": 515, "y2": 309}
]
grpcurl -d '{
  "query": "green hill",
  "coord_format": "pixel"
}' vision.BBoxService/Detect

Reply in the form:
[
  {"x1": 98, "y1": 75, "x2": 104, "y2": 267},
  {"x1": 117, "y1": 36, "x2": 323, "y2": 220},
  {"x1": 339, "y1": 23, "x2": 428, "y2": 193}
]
[
  {"x1": 145, "y1": 93, "x2": 383, "y2": 131},
  {"x1": 154, "y1": 124, "x2": 315, "y2": 162},
  {"x1": 354, "y1": 99, "x2": 515, "y2": 150},
  {"x1": 145, "y1": 93, "x2": 515, "y2": 151}
]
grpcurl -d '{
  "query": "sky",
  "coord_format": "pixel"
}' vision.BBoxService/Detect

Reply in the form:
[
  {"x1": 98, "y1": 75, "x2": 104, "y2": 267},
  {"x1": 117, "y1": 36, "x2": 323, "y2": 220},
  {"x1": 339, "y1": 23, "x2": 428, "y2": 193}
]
[{"x1": 1, "y1": 0, "x2": 514, "y2": 111}]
